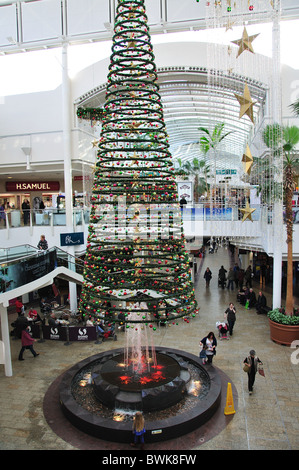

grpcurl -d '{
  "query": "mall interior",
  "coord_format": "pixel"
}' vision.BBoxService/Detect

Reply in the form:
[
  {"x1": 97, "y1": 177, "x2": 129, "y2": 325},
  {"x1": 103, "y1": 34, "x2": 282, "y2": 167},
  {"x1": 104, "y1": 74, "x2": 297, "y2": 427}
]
[{"x1": 0, "y1": 0, "x2": 299, "y2": 452}]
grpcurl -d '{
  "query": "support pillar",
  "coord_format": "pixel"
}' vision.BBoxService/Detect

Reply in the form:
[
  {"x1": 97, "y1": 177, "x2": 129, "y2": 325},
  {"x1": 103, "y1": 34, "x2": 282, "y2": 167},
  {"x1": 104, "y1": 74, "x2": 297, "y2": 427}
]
[
  {"x1": 0, "y1": 304, "x2": 13, "y2": 377},
  {"x1": 62, "y1": 42, "x2": 78, "y2": 310}
]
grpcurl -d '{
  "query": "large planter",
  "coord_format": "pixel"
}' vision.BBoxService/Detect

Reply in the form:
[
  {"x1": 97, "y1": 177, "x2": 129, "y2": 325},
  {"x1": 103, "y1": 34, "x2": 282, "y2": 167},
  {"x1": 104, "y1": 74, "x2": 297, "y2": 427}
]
[{"x1": 269, "y1": 318, "x2": 299, "y2": 346}]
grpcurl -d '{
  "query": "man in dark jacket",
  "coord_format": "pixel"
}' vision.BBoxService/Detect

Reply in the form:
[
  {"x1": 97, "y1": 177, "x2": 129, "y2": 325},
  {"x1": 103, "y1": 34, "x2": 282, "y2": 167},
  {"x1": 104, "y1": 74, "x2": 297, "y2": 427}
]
[
  {"x1": 247, "y1": 288, "x2": 256, "y2": 309},
  {"x1": 218, "y1": 266, "x2": 227, "y2": 289},
  {"x1": 256, "y1": 291, "x2": 267, "y2": 314}
]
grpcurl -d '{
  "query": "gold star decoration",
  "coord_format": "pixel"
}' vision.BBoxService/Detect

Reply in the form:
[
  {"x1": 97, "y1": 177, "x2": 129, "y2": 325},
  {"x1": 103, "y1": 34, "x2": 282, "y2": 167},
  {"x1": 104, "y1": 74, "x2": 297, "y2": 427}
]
[
  {"x1": 91, "y1": 139, "x2": 98, "y2": 148},
  {"x1": 225, "y1": 19, "x2": 235, "y2": 32},
  {"x1": 231, "y1": 27, "x2": 259, "y2": 58},
  {"x1": 234, "y1": 83, "x2": 256, "y2": 124},
  {"x1": 240, "y1": 201, "x2": 256, "y2": 222},
  {"x1": 242, "y1": 144, "x2": 254, "y2": 175}
]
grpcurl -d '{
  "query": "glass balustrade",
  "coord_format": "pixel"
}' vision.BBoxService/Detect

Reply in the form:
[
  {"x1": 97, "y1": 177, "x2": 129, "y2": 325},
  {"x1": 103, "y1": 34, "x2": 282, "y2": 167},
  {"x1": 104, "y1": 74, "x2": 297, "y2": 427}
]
[
  {"x1": 0, "y1": 245, "x2": 84, "y2": 294},
  {"x1": 0, "y1": 204, "x2": 268, "y2": 230}
]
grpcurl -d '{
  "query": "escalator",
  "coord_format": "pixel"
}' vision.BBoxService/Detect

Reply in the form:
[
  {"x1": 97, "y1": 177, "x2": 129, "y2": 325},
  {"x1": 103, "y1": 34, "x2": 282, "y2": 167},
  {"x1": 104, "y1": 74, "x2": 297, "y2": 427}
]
[{"x1": 0, "y1": 245, "x2": 84, "y2": 297}]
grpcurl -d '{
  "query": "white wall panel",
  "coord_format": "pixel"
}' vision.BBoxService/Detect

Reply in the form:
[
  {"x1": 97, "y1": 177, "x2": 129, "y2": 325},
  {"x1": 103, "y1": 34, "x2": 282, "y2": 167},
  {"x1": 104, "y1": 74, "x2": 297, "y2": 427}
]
[
  {"x1": 0, "y1": 4, "x2": 17, "y2": 46},
  {"x1": 144, "y1": 0, "x2": 162, "y2": 25},
  {"x1": 21, "y1": 0, "x2": 62, "y2": 43},
  {"x1": 67, "y1": 0, "x2": 109, "y2": 36},
  {"x1": 166, "y1": 0, "x2": 205, "y2": 23}
]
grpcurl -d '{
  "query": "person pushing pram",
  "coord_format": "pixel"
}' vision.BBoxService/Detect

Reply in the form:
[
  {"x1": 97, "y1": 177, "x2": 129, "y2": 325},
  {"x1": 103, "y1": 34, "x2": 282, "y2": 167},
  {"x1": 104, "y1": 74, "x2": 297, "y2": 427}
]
[{"x1": 216, "y1": 321, "x2": 229, "y2": 340}]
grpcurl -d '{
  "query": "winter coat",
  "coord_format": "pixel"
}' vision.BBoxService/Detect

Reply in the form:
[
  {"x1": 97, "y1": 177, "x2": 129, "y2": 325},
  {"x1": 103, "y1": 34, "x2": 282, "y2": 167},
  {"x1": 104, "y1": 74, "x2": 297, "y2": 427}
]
[{"x1": 21, "y1": 329, "x2": 34, "y2": 347}]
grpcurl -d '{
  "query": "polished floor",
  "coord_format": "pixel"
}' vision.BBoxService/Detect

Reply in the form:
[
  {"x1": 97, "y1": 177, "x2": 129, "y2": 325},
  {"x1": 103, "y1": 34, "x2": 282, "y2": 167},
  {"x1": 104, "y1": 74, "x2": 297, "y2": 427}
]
[{"x1": 0, "y1": 248, "x2": 298, "y2": 451}]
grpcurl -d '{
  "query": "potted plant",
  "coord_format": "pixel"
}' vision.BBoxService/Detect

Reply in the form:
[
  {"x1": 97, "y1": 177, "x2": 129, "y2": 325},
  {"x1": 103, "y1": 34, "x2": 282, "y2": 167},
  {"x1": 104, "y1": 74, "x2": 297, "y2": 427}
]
[{"x1": 267, "y1": 308, "x2": 299, "y2": 346}]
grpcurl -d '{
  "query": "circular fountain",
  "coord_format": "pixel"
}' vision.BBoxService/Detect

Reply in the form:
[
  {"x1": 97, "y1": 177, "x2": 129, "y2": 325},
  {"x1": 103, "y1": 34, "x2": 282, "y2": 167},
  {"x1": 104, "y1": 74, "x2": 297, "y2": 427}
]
[{"x1": 59, "y1": 346, "x2": 222, "y2": 443}]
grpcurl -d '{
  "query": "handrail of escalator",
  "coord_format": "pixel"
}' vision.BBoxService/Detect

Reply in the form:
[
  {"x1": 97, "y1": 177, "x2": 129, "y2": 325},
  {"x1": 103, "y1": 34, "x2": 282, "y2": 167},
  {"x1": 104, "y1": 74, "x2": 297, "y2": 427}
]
[{"x1": 0, "y1": 245, "x2": 85, "y2": 269}]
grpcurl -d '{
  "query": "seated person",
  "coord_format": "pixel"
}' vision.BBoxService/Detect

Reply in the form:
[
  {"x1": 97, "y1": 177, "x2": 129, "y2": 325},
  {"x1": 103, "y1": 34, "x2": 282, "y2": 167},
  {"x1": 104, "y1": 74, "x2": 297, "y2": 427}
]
[
  {"x1": 237, "y1": 287, "x2": 249, "y2": 305},
  {"x1": 28, "y1": 308, "x2": 45, "y2": 324},
  {"x1": 86, "y1": 316, "x2": 94, "y2": 326},
  {"x1": 256, "y1": 291, "x2": 267, "y2": 314},
  {"x1": 246, "y1": 288, "x2": 257, "y2": 309},
  {"x1": 96, "y1": 319, "x2": 105, "y2": 336},
  {"x1": 40, "y1": 297, "x2": 51, "y2": 314},
  {"x1": 48, "y1": 312, "x2": 59, "y2": 327}
]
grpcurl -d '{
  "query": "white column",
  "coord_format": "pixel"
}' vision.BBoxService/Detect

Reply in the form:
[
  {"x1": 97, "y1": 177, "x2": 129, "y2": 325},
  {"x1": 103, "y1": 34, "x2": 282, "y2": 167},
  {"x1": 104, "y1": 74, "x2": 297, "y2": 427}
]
[
  {"x1": 0, "y1": 304, "x2": 13, "y2": 377},
  {"x1": 62, "y1": 42, "x2": 73, "y2": 229},
  {"x1": 271, "y1": 1, "x2": 283, "y2": 310},
  {"x1": 62, "y1": 42, "x2": 78, "y2": 311}
]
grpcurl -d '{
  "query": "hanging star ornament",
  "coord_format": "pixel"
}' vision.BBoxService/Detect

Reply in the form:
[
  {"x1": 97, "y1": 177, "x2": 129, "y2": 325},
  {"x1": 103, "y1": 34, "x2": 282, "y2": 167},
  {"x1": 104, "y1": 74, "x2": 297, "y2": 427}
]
[
  {"x1": 231, "y1": 27, "x2": 259, "y2": 58},
  {"x1": 91, "y1": 139, "x2": 99, "y2": 148},
  {"x1": 234, "y1": 83, "x2": 256, "y2": 123},
  {"x1": 240, "y1": 201, "x2": 256, "y2": 222},
  {"x1": 242, "y1": 144, "x2": 254, "y2": 174}
]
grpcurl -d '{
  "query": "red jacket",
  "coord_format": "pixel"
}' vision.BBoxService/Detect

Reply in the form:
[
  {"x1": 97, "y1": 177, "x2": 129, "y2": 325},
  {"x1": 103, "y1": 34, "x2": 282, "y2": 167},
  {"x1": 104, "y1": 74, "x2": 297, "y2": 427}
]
[
  {"x1": 16, "y1": 300, "x2": 23, "y2": 313},
  {"x1": 21, "y1": 329, "x2": 34, "y2": 346}
]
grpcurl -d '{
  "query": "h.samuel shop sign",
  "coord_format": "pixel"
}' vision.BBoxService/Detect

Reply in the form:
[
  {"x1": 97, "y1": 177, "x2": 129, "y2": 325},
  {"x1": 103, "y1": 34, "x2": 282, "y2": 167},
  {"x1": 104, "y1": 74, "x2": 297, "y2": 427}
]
[{"x1": 6, "y1": 181, "x2": 60, "y2": 191}]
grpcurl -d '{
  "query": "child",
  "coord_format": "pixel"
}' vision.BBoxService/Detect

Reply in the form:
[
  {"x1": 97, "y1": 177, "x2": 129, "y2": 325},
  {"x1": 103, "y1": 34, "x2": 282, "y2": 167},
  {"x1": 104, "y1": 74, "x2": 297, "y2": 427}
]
[
  {"x1": 131, "y1": 411, "x2": 146, "y2": 449},
  {"x1": 199, "y1": 345, "x2": 208, "y2": 365}
]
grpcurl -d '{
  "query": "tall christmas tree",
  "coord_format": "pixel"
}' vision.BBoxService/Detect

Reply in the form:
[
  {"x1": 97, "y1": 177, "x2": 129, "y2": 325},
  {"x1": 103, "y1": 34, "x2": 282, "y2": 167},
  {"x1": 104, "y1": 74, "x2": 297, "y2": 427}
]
[{"x1": 79, "y1": 0, "x2": 198, "y2": 328}]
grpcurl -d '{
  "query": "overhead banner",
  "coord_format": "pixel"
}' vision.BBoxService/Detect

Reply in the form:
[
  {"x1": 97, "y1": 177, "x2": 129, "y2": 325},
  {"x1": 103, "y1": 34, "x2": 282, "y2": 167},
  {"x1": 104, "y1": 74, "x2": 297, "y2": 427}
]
[{"x1": 177, "y1": 181, "x2": 193, "y2": 203}]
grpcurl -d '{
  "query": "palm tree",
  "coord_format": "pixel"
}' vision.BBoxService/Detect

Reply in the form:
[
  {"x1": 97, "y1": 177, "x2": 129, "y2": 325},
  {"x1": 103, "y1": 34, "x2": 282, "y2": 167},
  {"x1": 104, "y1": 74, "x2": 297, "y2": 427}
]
[
  {"x1": 262, "y1": 124, "x2": 299, "y2": 315},
  {"x1": 289, "y1": 99, "x2": 299, "y2": 117},
  {"x1": 198, "y1": 123, "x2": 234, "y2": 201},
  {"x1": 174, "y1": 157, "x2": 210, "y2": 202},
  {"x1": 182, "y1": 158, "x2": 210, "y2": 202}
]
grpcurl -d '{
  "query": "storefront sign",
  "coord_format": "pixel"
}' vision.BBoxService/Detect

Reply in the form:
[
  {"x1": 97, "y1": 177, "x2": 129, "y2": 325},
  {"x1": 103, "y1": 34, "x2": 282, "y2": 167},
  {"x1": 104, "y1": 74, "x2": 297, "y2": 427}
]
[
  {"x1": 6, "y1": 181, "x2": 60, "y2": 192},
  {"x1": 60, "y1": 232, "x2": 84, "y2": 246}
]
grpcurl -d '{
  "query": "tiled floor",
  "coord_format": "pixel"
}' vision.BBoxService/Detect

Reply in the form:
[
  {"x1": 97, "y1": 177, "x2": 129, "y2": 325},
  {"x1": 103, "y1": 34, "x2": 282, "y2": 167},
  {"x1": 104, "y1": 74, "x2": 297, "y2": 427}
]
[{"x1": 0, "y1": 248, "x2": 298, "y2": 451}]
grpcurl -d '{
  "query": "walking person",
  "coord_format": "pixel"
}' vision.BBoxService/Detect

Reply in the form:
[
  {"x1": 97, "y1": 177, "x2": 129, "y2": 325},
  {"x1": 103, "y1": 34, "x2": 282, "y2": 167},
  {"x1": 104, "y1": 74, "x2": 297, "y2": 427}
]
[
  {"x1": 131, "y1": 411, "x2": 146, "y2": 450},
  {"x1": 203, "y1": 267, "x2": 212, "y2": 287},
  {"x1": 224, "y1": 302, "x2": 236, "y2": 336},
  {"x1": 227, "y1": 268, "x2": 235, "y2": 291},
  {"x1": 18, "y1": 326, "x2": 39, "y2": 361},
  {"x1": 218, "y1": 265, "x2": 227, "y2": 289},
  {"x1": 243, "y1": 350, "x2": 263, "y2": 395},
  {"x1": 199, "y1": 332, "x2": 217, "y2": 364}
]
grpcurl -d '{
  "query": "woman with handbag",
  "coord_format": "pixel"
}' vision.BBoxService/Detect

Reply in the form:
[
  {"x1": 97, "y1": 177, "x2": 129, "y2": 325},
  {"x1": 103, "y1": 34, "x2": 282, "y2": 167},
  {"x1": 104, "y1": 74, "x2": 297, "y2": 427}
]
[
  {"x1": 200, "y1": 332, "x2": 217, "y2": 364},
  {"x1": 243, "y1": 349, "x2": 263, "y2": 395}
]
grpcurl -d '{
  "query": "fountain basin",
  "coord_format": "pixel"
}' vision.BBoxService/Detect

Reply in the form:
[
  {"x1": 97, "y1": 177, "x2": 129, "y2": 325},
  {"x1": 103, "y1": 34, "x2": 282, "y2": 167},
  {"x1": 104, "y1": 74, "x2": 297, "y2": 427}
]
[
  {"x1": 59, "y1": 347, "x2": 222, "y2": 443},
  {"x1": 92, "y1": 351, "x2": 190, "y2": 412}
]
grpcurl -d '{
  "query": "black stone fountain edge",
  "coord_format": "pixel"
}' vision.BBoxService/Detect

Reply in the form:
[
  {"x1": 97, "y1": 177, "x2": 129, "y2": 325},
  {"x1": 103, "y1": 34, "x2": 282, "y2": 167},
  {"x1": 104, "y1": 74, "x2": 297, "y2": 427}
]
[{"x1": 59, "y1": 347, "x2": 222, "y2": 443}]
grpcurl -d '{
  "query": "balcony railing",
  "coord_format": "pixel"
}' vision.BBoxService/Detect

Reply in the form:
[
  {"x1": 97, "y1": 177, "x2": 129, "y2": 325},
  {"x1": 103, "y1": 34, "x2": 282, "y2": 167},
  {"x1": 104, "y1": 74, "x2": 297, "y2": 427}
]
[
  {"x1": 0, "y1": 208, "x2": 90, "y2": 230},
  {"x1": 0, "y1": 203, "x2": 294, "y2": 231}
]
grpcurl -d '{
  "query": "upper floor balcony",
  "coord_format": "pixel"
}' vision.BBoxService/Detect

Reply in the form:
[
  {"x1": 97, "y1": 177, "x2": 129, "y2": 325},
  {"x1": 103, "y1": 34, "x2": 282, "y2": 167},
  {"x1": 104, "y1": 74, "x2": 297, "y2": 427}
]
[{"x1": 0, "y1": 202, "x2": 298, "y2": 261}]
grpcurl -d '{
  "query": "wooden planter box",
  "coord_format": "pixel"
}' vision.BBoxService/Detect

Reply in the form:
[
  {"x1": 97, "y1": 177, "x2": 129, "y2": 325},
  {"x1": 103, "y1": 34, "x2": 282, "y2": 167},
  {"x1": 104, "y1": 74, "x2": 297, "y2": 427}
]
[{"x1": 269, "y1": 318, "x2": 299, "y2": 346}]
